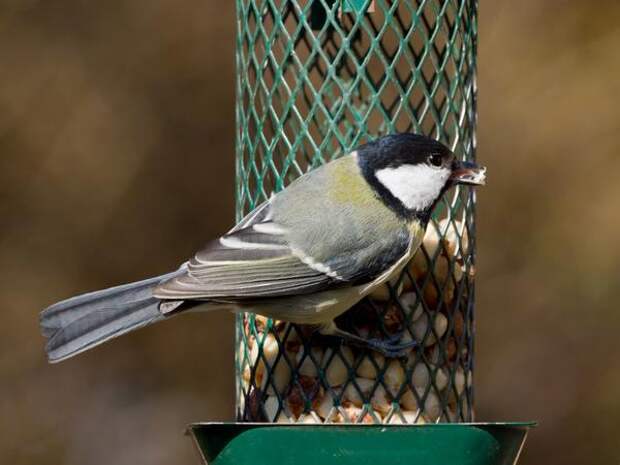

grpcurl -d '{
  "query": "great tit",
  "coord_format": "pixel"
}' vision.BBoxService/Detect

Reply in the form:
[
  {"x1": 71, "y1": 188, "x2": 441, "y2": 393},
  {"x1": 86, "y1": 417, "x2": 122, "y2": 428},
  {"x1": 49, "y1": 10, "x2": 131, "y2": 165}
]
[{"x1": 40, "y1": 133, "x2": 486, "y2": 362}]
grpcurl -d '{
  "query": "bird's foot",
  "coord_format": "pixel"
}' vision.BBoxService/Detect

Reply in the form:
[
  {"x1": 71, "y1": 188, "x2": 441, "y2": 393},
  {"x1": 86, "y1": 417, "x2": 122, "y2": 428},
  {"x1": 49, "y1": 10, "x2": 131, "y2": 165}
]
[
  {"x1": 317, "y1": 322, "x2": 417, "y2": 358},
  {"x1": 366, "y1": 337, "x2": 417, "y2": 358}
]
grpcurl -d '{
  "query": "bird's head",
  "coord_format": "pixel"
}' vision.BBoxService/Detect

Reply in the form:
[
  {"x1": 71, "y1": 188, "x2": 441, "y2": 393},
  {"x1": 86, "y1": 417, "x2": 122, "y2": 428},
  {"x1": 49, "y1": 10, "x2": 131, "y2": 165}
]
[{"x1": 357, "y1": 133, "x2": 486, "y2": 221}]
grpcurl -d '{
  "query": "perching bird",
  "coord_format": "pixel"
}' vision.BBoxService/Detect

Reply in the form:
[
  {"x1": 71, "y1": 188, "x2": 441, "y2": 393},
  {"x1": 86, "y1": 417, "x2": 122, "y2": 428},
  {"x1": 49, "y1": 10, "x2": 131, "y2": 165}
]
[{"x1": 40, "y1": 133, "x2": 486, "y2": 363}]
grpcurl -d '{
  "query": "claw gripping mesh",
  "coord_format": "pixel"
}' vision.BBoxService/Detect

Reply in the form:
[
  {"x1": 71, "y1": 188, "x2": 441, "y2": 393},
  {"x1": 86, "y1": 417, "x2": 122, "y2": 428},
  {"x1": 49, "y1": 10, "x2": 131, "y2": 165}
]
[{"x1": 235, "y1": 0, "x2": 478, "y2": 424}]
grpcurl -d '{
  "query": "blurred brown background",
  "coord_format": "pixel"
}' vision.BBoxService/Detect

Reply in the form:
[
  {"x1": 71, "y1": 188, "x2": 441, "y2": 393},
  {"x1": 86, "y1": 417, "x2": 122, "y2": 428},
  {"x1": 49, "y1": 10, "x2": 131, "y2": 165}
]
[{"x1": 1, "y1": 1, "x2": 619, "y2": 464}]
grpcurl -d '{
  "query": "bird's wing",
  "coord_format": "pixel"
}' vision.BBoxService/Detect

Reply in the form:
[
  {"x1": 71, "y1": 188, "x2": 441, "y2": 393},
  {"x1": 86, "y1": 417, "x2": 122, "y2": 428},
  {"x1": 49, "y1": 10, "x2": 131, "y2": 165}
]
[
  {"x1": 155, "y1": 156, "x2": 413, "y2": 302},
  {"x1": 153, "y1": 218, "x2": 339, "y2": 300},
  {"x1": 153, "y1": 203, "x2": 410, "y2": 301}
]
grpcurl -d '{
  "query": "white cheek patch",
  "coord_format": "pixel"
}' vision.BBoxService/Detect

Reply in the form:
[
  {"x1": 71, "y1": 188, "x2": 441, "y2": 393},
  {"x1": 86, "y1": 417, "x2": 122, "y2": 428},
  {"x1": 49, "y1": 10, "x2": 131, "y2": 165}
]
[{"x1": 375, "y1": 164, "x2": 450, "y2": 211}]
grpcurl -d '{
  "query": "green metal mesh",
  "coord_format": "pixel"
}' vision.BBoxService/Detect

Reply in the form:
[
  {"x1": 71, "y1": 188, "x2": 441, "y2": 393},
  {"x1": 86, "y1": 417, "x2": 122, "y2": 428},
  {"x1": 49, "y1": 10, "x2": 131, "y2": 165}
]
[{"x1": 235, "y1": 0, "x2": 478, "y2": 424}]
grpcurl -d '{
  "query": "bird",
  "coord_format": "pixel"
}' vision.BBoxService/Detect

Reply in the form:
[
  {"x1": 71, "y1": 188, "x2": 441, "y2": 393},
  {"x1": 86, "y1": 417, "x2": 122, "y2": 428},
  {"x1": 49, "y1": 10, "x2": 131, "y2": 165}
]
[{"x1": 40, "y1": 133, "x2": 486, "y2": 363}]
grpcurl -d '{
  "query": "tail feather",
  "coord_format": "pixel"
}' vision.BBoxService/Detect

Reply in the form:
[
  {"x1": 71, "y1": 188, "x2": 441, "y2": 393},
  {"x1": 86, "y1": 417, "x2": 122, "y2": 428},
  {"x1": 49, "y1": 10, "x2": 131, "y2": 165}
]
[
  {"x1": 45, "y1": 298, "x2": 164, "y2": 363},
  {"x1": 40, "y1": 269, "x2": 184, "y2": 363}
]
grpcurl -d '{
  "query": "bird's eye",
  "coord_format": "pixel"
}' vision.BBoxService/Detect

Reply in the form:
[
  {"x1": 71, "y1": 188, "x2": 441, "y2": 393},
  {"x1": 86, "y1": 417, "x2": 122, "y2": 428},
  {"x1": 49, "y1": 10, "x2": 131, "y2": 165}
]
[{"x1": 428, "y1": 154, "x2": 443, "y2": 167}]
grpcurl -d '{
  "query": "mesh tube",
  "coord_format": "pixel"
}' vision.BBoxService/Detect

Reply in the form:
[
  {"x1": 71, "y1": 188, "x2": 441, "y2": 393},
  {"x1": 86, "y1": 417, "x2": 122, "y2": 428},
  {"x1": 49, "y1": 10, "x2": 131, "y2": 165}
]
[{"x1": 235, "y1": 0, "x2": 477, "y2": 424}]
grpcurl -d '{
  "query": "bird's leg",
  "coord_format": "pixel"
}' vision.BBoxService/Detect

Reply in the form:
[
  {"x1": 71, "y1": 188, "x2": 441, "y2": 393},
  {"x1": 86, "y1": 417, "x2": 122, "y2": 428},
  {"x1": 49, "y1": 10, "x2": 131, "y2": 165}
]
[{"x1": 317, "y1": 322, "x2": 417, "y2": 358}]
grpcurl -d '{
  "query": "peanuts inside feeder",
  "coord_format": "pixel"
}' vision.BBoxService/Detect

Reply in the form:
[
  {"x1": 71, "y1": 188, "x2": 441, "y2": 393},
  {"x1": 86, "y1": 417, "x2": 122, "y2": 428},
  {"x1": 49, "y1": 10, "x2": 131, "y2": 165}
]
[{"x1": 237, "y1": 215, "x2": 475, "y2": 424}]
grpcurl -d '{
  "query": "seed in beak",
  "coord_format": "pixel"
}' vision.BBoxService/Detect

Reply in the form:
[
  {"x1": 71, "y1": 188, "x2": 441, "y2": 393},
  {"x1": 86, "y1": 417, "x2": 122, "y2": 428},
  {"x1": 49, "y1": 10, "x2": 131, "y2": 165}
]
[{"x1": 449, "y1": 160, "x2": 487, "y2": 186}]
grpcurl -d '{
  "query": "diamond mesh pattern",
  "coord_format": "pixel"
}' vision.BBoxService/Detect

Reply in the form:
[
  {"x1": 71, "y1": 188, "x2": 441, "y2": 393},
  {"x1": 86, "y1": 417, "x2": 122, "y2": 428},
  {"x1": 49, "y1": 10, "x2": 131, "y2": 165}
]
[{"x1": 235, "y1": 0, "x2": 478, "y2": 424}]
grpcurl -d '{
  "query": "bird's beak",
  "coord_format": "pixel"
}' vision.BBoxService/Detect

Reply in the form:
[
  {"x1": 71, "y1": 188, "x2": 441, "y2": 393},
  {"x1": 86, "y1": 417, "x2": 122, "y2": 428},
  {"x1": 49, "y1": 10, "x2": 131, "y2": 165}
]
[{"x1": 449, "y1": 160, "x2": 487, "y2": 186}]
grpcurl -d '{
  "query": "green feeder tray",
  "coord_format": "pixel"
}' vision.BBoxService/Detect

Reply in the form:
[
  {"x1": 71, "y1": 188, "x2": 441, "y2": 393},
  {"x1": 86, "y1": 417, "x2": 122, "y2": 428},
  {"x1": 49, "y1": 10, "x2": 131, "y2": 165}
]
[{"x1": 187, "y1": 422, "x2": 535, "y2": 465}]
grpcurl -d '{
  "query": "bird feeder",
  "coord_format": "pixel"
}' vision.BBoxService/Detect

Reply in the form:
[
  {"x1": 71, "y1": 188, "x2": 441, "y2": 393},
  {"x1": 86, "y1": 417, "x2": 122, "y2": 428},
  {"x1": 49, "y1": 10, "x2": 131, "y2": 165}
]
[
  {"x1": 234, "y1": 0, "x2": 477, "y2": 426},
  {"x1": 187, "y1": 0, "x2": 535, "y2": 462}
]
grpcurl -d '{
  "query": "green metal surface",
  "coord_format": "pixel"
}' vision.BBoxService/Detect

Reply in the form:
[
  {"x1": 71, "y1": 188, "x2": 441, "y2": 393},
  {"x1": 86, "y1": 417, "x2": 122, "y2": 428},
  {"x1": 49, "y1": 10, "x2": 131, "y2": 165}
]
[
  {"x1": 188, "y1": 423, "x2": 534, "y2": 465},
  {"x1": 341, "y1": 0, "x2": 372, "y2": 14},
  {"x1": 235, "y1": 0, "x2": 479, "y2": 424}
]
